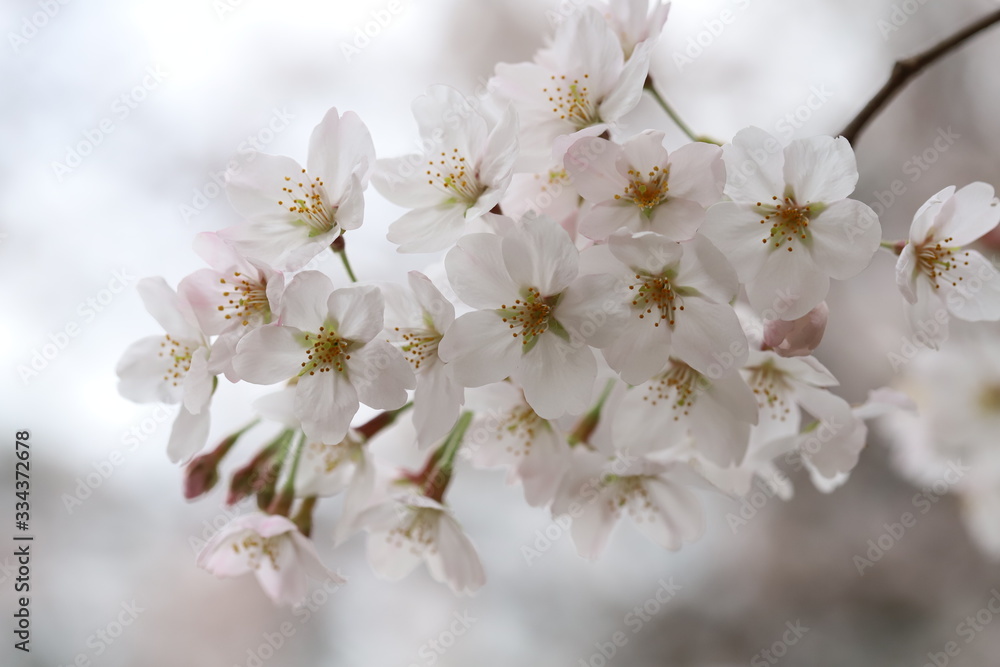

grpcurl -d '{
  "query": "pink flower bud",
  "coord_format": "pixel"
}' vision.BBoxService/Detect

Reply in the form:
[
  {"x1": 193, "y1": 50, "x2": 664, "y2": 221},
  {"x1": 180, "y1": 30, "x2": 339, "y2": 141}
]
[{"x1": 763, "y1": 302, "x2": 829, "y2": 357}]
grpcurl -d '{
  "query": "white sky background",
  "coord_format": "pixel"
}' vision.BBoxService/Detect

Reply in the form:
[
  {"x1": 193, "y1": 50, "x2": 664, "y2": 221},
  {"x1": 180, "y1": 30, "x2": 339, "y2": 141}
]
[{"x1": 3, "y1": 0, "x2": 1000, "y2": 665}]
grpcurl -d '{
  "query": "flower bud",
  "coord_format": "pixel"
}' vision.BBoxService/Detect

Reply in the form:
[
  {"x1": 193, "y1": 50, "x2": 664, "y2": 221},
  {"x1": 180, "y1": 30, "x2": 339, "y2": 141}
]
[{"x1": 763, "y1": 302, "x2": 829, "y2": 357}]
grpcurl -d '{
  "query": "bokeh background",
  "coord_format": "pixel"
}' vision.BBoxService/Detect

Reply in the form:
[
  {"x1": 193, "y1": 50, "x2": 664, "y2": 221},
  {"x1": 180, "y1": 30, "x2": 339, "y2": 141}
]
[{"x1": 3, "y1": 0, "x2": 1000, "y2": 664}]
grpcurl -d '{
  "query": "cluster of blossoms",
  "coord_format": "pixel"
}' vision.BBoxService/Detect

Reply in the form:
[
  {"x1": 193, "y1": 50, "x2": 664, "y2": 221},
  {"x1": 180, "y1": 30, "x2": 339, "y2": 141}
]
[{"x1": 117, "y1": 0, "x2": 1000, "y2": 605}]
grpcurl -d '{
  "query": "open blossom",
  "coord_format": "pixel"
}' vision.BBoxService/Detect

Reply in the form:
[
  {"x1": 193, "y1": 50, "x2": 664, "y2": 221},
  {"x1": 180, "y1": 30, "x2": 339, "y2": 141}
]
[
  {"x1": 197, "y1": 513, "x2": 341, "y2": 606},
  {"x1": 438, "y1": 215, "x2": 626, "y2": 419},
  {"x1": 565, "y1": 131, "x2": 724, "y2": 241},
  {"x1": 382, "y1": 271, "x2": 464, "y2": 448},
  {"x1": 232, "y1": 271, "x2": 414, "y2": 444},
  {"x1": 895, "y1": 183, "x2": 1000, "y2": 348},
  {"x1": 491, "y1": 7, "x2": 652, "y2": 170},
  {"x1": 373, "y1": 85, "x2": 517, "y2": 253},
  {"x1": 552, "y1": 448, "x2": 705, "y2": 559},
  {"x1": 581, "y1": 231, "x2": 747, "y2": 384},
  {"x1": 701, "y1": 127, "x2": 881, "y2": 320},
  {"x1": 464, "y1": 382, "x2": 571, "y2": 507},
  {"x1": 116, "y1": 277, "x2": 214, "y2": 463},
  {"x1": 179, "y1": 232, "x2": 284, "y2": 380},
  {"x1": 220, "y1": 108, "x2": 375, "y2": 270},
  {"x1": 588, "y1": 0, "x2": 671, "y2": 58},
  {"x1": 613, "y1": 357, "x2": 758, "y2": 466},
  {"x1": 354, "y1": 492, "x2": 485, "y2": 594}
]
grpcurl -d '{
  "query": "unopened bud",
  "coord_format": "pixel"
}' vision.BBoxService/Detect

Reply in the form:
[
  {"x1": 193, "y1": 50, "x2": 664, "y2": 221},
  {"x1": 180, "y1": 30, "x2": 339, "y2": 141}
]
[{"x1": 763, "y1": 302, "x2": 829, "y2": 357}]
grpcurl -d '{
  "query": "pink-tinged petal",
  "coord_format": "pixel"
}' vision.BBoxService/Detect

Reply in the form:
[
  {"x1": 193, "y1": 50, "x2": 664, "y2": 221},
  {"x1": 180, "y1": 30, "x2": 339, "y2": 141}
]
[
  {"x1": 371, "y1": 156, "x2": 448, "y2": 208},
  {"x1": 676, "y1": 234, "x2": 740, "y2": 304},
  {"x1": 334, "y1": 175, "x2": 366, "y2": 232},
  {"x1": 747, "y1": 249, "x2": 830, "y2": 321},
  {"x1": 192, "y1": 231, "x2": 250, "y2": 272},
  {"x1": 280, "y1": 271, "x2": 333, "y2": 332},
  {"x1": 603, "y1": 316, "x2": 672, "y2": 385},
  {"x1": 672, "y1": 299, "x2": 749, "y2": 377},
  {"x1": 365, "y1": 524, "x2": 425, "y2": 582},
  {"x1": 579, "y1": 201, "x2": 642, "y2": 240},
  {"x1": 517, "y1": 334, "x2": 597, "y2": 419},
  {"x1": 632, "y1": 475, "x2": 704, "y2": 550},
  {"x1": 413, "y1": 364, "x2": 464, "y2": 449},
  {"x1": 348, "y1": 340, "x2": 414, "y2": 410},
  {"x1": 569, "y1": 486, "x2": 619, "y2": 560},
  {"x1": 502, "y1": 169, "x2": 580, "y2": 223},
  {"x1": 167, "y1": 406, "x2": 210, "y2": 463},
  {"x1": 425, "y1": 514, "x2": 486, "y2": 594},
  {"x1": 233, "y1": 326, "x2": 305, "y2": 384},
  {"x1": 647, "y1": 198, "x2": 705, "y2": 241},
  {"x1": 295, "y1": 372, "x2": 359, "y2": 444},
  {"x1": 599, "y1": 38, "x2": 651, "y2": 122},
  {"x1": 621, "y1": 130, "x2": 669, "y2": 171},
  {"x1": 783, "y1": 135, "x2": 858, "y2": 204},
  {"x1": 666, "y1": 142, "x2": 725, "y2": 207},
  {"x1": 722, "y1": 126, "x2": 785, "y2": 204},
  {"x1": 438, "y1": 311, "x2": 519, "y2": 386},
  {"x1": 763, "y1": 302, "x2": 829, "y2": 358},
  {"x1": 445, "y1": 232, "x2": 518, "y2": 308},
  {"x1": 895, "y1": 243, "x2": 919, "y2": 304},
  {"x1": 934, "y1": 181, "x2": 1000, "y2": 246},
  {"x1": 411, "y1": 85, "x2": 488, "y2": 160},
  {"x1": 178, "y1": 268, "x2": 233, "y2": 335},
  {"x1": 516, "y1": 428, "x2": 569, "y2": 507},
  {"x1": 306, "y1": 108, "x2": 375, "y2": 200},
  {"x1": 700, "y1": 202, "x2": 772, "y2": 282},
  {"x1": 794, "y1": 384, "x2": 864, "y2": 478},
  {"x1": 555, "y1": 273, "x2": 629, "y2": 349},
  {"x1": 288, "y1": 531, "x2": 341, "y2": 583},
  {"x1": 408, "y1": 270, "x2": 455, "y2": 332},
  {"x1": 227, "y1": 152, "x2": 313, "y2": 222},
  {"x1": 387, "y1": 203, "x2": 468, "y2": 254},
  {"x1": 609, "y1": 230, "x2": 681, "y2": 274},
  {"x1": 807, "y1": 199, "x2": 881, "y2": 280},
  {"x1": 565, "y1": 137, "x2": 629, "y2": 202},
  {"x1": 479, "y1": 104, "x2": 519, "y2": 188},
  {"x1": 253, "y1": 538, "x2": 309, "y2": 606},
  {"x1": 197, "y1": 528, "x2": 255, "y2": 575},
  {"x1": 217, "y1": 219, "x2": 332, "y2": 272},
  {"x1": 116, "y1": 336, "x2": 182, "y2": 405},
  {"x1": 942, "y1": 249, "x2": 1000, "y2": 322},
  {"x1": 138, "y1": 277, "x2": 200, "y2": 339},
  {"x1": 328, "y1": 285, "x2": 383, "y2": 342},
  {"x1": 502, "y1": 215, "x2": 579, "y2": 294}
]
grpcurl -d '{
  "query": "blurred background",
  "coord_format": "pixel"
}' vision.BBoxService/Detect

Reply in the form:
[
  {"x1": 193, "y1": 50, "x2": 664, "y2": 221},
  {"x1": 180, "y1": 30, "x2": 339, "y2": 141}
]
[{"x1": 3, "y1": 0, "x2": 1000, "y2": 664}]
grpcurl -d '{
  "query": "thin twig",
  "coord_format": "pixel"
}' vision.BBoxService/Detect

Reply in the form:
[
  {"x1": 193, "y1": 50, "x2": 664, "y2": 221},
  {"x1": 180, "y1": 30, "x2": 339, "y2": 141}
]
[{"x1": 841, "y1": 8, "x2": 1000, "y2": 144}]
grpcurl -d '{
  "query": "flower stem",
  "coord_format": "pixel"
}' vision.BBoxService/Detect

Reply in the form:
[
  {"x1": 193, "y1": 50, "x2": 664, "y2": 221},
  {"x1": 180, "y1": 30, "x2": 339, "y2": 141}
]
[
  {"x1": 356, "y1": 402, "x2": 413, "y2": 441},
  {"x1": 424, "y1": 411, "x2": 474, "y2": 502},
  {"x1": 331, "y1": 235, "x2": 358, "y2": 283},
  {"x1": 880, "y1": 240, "x2": 906, "y2": 255},
  {"x1": 269, "y1": 430, "x2": 307, "y2": 516},
  {"x1": 644, "y1": 77, "x2": 722, "y2": 146},
  {"x1": 841, "y1": 8, "x2": 1000, "y2": 144}
]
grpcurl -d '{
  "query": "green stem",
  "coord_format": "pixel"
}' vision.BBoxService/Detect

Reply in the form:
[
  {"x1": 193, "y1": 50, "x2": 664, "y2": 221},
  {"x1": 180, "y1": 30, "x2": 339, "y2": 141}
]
[
  {"x1": 356, "y1": 402, "x2": 413, "y2": 441},
  {"x1": 425, "y1": 411, "x2": 474, "y2": 502},
  {"x1": 568, "y1": 379, "x2": 616, "y2": 447},
  {"x1": 644, "y1": 79, "x2": 722, "y2": 146},
  {"x1": 880, "y1": 240, "x2": 906, "y2": 255},
  {"x1": 331, "y1": 235, "x2": 358, "y2": 283}
]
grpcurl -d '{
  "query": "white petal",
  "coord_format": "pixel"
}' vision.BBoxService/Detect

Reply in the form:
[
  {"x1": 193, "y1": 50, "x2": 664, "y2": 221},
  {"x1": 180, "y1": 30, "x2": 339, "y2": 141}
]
[
  {"x1": 387, "y1": 203, "x2": 469, "y2": 254},
  {"x1": 722, "y1": 126, "x2": 785, "y2": 204},
  {"x1": 700, "y1": 202, "x2": 772, "y2": 282},
  {"x1": 408, "y1": 270, "x2": 455, "y2": 332},
  {"x1": 413, "y1": 364, "x2": 464, "y2": 449},
  {"x1": 932, "y1": 181, "x2": 1000, "y2": 246},
  {"x1": 138, "y1": 277, "x2": 200, "y2": 339},
  {"x1": 747, "y1": 248, "x2": 830, "y2": 321},
  {"x1": 232, "y1": 326, "x2": 305, "y2": 384},
  {"x1": 665, "y1": 141, "x2": 725, "y2": 207},
  {"x1": 371, "y1": 156, "x2": 448, "y2": 208},
  {"x1": 437, "y1": 311, "x2": 519, "y2": 387},
  {"x1": 807, "y1": 199, "x2": 881, "y2": 280},
  {"x1": 295, "y1": 372, "x2": 359, "y2": 444},
  {"x1": 942, "y1": 249, "x2": 1000, "y2": 322},
  {"x1": 167, "y1": 406, "x2": 211, "y2": 463},
  {"x1": 783, "y1": 135, "x2": 858, "y2": 204},
  {"x1": 306, "y1": 108, "x2": 375, "y2": 199},
  {"x1": 672, "y1": 299, "x2": 748, "y2": 377},
  {"x1": 564, "y1": 136, "x2": 629, "y2": 202},
  {"x1": 424, "y1": 514, "x2": 486, "y2": 594},
  {"x1": 578, "y1": 201, "x2": 642, "y2": 240},
  {"x1": 349, "y1": 340, "x2": 414, "y2": 410},
  {"x1": 517, "y1": 333, "x2": 597, "y2": 419},
  {"x1": 116, "y1": 336, "x2": 182, "y2": 405},
  {"x1": 445, "y1": 232, "x2": 518, "y2": 308},
  {"x1": 328, "y1": 285, "x2": 384, "y2": 342},
  {"x1": 502, "y1": 215, "x2": 580, "y2": 295},
  {"x1": 599, "y1": 38, "x2": 651, "y2": 122}
]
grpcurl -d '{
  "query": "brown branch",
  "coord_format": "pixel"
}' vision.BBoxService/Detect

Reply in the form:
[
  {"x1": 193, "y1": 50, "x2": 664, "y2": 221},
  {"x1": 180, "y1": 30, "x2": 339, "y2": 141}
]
[{"x1": 841, "y1": 8, "x2": 1000, "y2": 145}]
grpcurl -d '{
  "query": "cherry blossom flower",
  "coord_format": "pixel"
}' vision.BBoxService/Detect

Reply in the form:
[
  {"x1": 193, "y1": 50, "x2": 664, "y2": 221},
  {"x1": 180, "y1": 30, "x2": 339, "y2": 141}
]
[
  {"x1": 382, "y1": 271, "x2": 464, "y2": 448},
  {"x1": 116, "y1": 277, "x2": 214, "y2": 463},
  {"x1": 372, "y1": 85, "x2": 517, "y2": 253},
  {"x1": 581, "y1": 231, "x2": 747, "y2": 384},
  {"x1": 552, "y1": 448, "x2": 705, "y2": 559},
  {"x1": 613, "y1": 357, "x2": 758, "y2": 466},
  {"x1": 179, "y1": 232, "x2": 284, "y2": 380},
  {"x1": 589, "y1": 0, "x2": 671, "y2": 58},
  {"x1": 701, "y1": 127, "x2": 881, "y2": 320},
  {"x1": 895, "y1": 183, "x2": 1000, "y2": 348},
  {"x1": 232, "y1": 271, "x2": 414, "y2": 444},
  {"x1": 565, "y1": 131, "x2": 724, "y2": 241},
  {"x1": 463, "y1": 382, "x2": 571, "y2": 507},
  {"x1": 354, "y1": 492, "x2": 485, "y2": 594},
  {"x1": 491, "y1": 7, "x2": 652, "y2": 170},
  {"x1": 438, "y1": 215, "x2": 627, "y2": 419},
  {"x1": 220, "y1": 108, "x2": 375, "y2": 270},
  {"x1": 197, "y1": 513, "x2": 341, "y2": 606}
]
